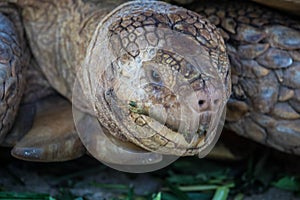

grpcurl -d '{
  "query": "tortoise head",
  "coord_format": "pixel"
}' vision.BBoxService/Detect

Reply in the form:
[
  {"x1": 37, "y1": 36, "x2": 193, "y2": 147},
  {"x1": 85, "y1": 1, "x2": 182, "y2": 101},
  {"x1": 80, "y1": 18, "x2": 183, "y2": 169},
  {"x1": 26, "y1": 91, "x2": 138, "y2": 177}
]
[{"x1": 75, "y1": 1, "x2": 231, "y2": 168}]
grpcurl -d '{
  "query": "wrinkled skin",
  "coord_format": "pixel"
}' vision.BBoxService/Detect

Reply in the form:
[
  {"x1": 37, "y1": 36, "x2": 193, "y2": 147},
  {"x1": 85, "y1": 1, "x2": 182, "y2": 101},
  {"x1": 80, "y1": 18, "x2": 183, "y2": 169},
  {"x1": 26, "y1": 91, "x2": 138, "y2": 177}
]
[{"x1": 0, "y1": 0, "x2": 299, "y2": 162}]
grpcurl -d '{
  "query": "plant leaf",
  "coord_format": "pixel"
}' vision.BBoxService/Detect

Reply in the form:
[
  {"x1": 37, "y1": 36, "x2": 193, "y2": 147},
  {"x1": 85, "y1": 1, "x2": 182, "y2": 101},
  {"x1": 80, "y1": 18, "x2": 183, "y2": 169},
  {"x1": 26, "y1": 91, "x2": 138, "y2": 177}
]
[
  {"x1": 212, "y1": 186, "x2": 229, "y2": 200},
  {"x1": 273, "y1": 176, "x2": 300, "y2": 192}
]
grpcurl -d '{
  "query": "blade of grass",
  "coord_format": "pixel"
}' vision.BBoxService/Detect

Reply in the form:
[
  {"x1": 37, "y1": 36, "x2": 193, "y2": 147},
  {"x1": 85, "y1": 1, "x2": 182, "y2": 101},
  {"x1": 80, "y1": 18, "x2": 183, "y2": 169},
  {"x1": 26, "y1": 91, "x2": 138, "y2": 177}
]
[
  {"x1": 212, "y1": 186, "x2": 229, "y2": 200},
  {"x1": 91, "y1": 182, "x2": 129, "y2": 190},
  {"x1": 152, "y1": 192, "x2": 161, "y2": 200},
  {"x1": 167, "y1": 175, "x2": 200, "y2": 185},
  {"x1": 272, "y1": 176, "x2": 300, "y2": 192},
  {"x1": 165, "y1": 182, "x2": 191, "y2": 200},
  {"x1": 233, "y1": 193, "x2": 244, "y2": 200},
  {"x1": 162, "y1": 183, "x2": 234, "y2": 192},
  {"x1": 187, "y1": 192, "x2": 213, "y2": 200},
  {"x1": 161, "y1": 192, "x2": 179, "y2": 200},
  {"x1": 0, "y1": 192, "x2": 55, "y2": 200},
  {"x1": 126, "y1": 186, "x2": 134, "y2": 200}
]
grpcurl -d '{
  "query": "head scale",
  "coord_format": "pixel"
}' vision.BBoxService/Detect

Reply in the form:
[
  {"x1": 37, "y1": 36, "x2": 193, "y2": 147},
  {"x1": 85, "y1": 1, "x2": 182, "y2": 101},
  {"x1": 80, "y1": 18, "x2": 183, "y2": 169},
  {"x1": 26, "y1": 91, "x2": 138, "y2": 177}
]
[{"x1": 81, "y1": 1, "x2": 231, "y2": 157}]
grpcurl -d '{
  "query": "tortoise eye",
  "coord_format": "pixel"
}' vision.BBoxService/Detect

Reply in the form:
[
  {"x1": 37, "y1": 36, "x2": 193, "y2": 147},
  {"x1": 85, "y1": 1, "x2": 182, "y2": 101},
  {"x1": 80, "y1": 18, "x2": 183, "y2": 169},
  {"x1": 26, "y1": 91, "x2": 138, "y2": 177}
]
[{"x1": 150, "y1": 69, "x2": 162, "y2": 83}]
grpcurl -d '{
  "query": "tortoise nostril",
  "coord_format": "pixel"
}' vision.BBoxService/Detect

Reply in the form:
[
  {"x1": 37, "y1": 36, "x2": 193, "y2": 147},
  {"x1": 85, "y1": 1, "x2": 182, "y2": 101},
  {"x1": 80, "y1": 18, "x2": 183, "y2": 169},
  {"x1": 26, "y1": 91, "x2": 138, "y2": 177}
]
[
  {"x1": 214, "y1": 99, "x2": 219, "y2": 105},
  {"x1": 198, "y1": 100, "x2": 205, "y2": 106},
  {"x1": 197, "y1": 98, "x2": 220, "y2": 111}
]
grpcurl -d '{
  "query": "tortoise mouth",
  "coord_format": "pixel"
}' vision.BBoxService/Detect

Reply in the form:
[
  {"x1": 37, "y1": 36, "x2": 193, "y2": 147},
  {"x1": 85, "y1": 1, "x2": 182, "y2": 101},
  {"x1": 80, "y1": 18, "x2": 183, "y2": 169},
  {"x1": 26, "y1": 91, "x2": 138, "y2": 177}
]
[
  {"x1": 126, "y1": 96, "x2": 217, "y2": 148},
  {"x1": 149, "y1": 108, "x2": 214, "y2": 141}
]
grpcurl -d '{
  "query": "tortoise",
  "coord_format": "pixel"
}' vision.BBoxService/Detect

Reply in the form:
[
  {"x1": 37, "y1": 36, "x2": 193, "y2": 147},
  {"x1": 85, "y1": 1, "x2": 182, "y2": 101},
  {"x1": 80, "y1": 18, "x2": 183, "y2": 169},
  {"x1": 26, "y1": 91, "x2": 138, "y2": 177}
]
[{"x1": 0, "y1": 0, "x2": 299, "y2": 167}]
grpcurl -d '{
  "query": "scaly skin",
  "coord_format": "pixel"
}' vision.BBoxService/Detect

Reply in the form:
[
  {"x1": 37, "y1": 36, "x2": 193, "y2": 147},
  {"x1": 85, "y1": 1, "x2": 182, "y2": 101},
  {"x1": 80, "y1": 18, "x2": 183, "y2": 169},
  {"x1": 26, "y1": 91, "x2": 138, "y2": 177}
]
[
  {"x1": 9, "y1": 0, "x2": 229, "y2": 157},
  {"x1": 0, "y1": 3, "x2": 27, "y2": 143},
  {"x1": 84, "y1": 1, "x2": 230, "y2": 156},
  {"x1": 188, "y1": 0, "x2": 300, "y2": 154},
  {"x1": 0, "y1": 0, "x2": 299, "y2": 160}
]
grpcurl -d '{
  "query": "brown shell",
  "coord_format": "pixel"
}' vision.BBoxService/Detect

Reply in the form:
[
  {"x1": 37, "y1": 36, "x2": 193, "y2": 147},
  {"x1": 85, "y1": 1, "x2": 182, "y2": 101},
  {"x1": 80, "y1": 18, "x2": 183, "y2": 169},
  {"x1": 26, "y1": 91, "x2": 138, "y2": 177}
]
[
  {"x1": 252, "y1": 0, "x2": 300, "y2": 16},
  {"x1": 189, "y1": 0, "x2": 300, "y2": 155},
  {"x1": 0, "y1": 4, "x2": 27, "y2": 143}
]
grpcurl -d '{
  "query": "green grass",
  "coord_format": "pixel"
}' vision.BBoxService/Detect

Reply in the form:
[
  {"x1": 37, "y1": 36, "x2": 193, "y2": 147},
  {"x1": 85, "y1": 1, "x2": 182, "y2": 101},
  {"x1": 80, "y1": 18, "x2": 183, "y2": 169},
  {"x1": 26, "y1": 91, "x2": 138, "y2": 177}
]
[
  {"x1": 0, "y1": 150, "x2": 299, "y2": 200},
  {"x1": 0, "y1": 192, "x2": 55, "y2": 200}
]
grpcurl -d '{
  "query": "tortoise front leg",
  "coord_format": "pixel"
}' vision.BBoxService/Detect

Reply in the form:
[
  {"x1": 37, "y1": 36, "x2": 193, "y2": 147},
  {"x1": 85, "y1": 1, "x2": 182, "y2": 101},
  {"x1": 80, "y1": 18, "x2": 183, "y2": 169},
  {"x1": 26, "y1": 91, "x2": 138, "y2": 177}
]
[
  {"x1": 12, "y1": 95, "x2": 86, "y2": 162},
  {"x1": 0, "y1": 11, "x2": 85, "y2": 162}
]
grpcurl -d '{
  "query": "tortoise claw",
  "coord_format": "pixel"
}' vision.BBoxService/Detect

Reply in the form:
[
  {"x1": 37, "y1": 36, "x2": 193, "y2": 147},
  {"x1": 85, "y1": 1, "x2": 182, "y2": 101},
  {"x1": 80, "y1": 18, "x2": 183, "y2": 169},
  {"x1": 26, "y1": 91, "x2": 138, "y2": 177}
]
[{"x1": 11, "y1": 95, "x2": 86, "y2": 162}]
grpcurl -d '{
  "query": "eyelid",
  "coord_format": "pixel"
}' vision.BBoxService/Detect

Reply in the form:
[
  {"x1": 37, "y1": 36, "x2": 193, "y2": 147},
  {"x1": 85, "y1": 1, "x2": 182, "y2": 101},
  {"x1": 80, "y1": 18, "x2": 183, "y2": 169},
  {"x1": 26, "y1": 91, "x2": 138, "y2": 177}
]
[
  {"x1": 152, "y1": 70, "x2": 160, "y2": 79},
  {"x1": 149, "y1": 69, "x2": 162, "y2": 83}
]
